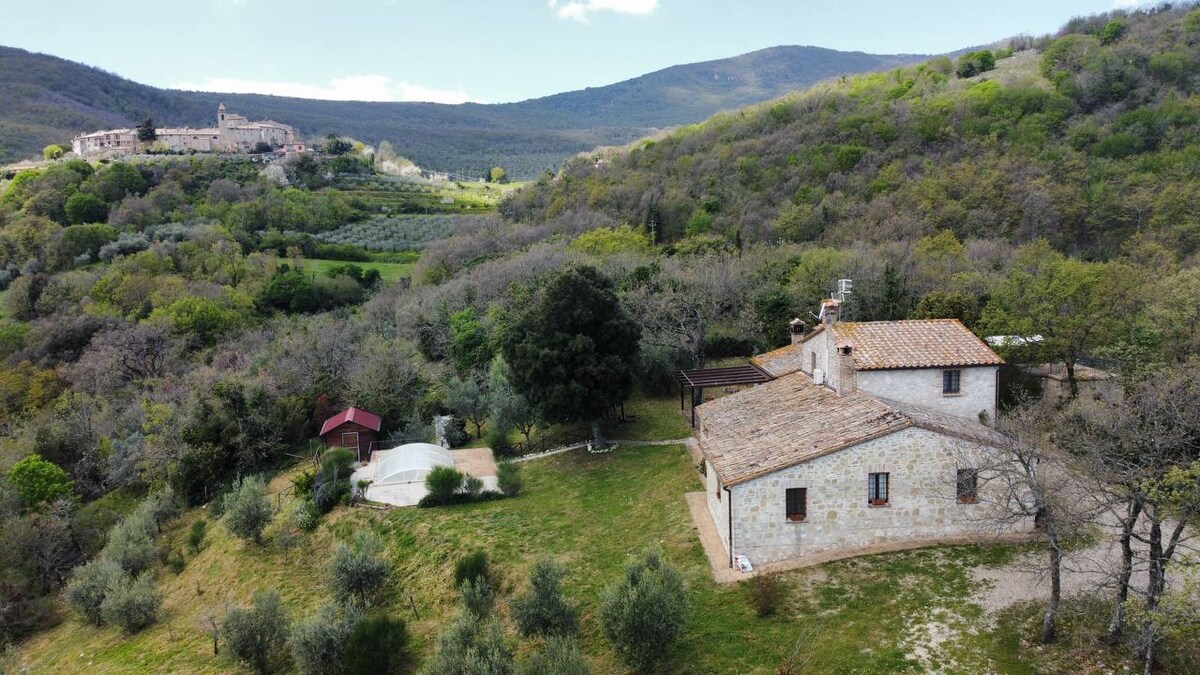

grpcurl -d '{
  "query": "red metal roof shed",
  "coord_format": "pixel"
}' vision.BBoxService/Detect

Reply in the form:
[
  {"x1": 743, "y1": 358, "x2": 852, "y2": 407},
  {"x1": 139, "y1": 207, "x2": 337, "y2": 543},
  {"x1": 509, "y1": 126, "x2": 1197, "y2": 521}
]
[{"x1": 320, "y1": 407, "x2": 382, "y2": 437}]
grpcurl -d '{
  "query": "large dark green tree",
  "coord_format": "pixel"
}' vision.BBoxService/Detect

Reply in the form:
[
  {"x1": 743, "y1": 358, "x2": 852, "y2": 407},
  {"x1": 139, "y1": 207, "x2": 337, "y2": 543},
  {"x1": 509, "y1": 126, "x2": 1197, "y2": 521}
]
[
  {"x1": 500, "y1": 266, "x2": 640, "y2": 445},
  {"x1": 135, "y1": 117, "x2": 157, "y2": 144}
]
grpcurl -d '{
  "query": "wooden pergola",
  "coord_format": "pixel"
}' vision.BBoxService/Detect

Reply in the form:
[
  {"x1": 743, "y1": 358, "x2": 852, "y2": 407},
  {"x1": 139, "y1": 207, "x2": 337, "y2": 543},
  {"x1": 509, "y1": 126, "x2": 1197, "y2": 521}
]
[{"x1": 676, "y1": 365, "x2": 774, "y2": 427}]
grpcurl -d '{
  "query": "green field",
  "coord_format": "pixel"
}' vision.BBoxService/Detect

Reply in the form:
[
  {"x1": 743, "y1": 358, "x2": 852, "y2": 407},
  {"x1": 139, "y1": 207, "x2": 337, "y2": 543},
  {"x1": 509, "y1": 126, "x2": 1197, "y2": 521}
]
[
  {"x1": 297, "y1": 257, "x2": 414, "y2": 282},
  {"x1": 15, "y1": 398, "x2": 1183, "y2": 674}
]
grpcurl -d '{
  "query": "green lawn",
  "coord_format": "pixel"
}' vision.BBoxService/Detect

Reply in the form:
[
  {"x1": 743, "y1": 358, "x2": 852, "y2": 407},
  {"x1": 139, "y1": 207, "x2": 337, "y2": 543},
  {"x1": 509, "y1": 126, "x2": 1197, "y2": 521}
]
[
  {"x1": 610, "y1": 392, "x2": 694, "y2": 442},
  {"x1": 23, "y1": 438, "x2": 1137, "y2": 674},
  {"x1": 297, "y1": 257, "x2": 414, "y2": 282},
  {"x1": 17, "y1": 397, "x2": 1184, "y2": 673}
]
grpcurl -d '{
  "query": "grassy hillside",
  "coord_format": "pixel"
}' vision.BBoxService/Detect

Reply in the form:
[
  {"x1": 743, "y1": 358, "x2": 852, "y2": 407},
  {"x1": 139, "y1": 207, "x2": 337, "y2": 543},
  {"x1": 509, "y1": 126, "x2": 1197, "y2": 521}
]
[
  {"x1": 0, "y1": 45, "x2": 929, "y2": 176},
  {"x1": 17, "y1": 436, "x2": 1122, "y2": 675},
  {"x1": 502, "y1": 5, "x2": 1200, "y2": 258}
]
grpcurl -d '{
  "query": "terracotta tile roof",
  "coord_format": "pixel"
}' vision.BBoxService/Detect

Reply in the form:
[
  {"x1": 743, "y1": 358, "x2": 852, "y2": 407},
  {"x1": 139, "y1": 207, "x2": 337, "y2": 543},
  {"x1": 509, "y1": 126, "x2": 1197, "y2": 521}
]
[
  {"x1": 698, "y1": 374, "x2": 910, "y2": 486},
  {"x1": 749, "y1": 344, "x2": 806, "y2": 377},
  {"x1": 828, "y1": 319, "x2": 1002, "y2": 370},
  {"x1": 320, "y1": 407, "x2": 382, "y2": 436},
  {"x1": 698, "y1": 373, "x2": 1006, "y2": 485}
]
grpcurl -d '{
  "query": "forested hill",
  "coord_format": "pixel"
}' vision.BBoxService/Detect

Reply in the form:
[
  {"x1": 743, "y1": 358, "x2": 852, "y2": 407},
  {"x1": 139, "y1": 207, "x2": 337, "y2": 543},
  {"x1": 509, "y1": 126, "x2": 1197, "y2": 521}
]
[
  {"x1": 0, "y1": 45, "x2": 927, "y2": 176},
  {"x1": 504, "y1": 46, "x2": 928, "y2": 127},
  {"x1": 501, "y1": 4, "x2": 1200, "y2": 259}
]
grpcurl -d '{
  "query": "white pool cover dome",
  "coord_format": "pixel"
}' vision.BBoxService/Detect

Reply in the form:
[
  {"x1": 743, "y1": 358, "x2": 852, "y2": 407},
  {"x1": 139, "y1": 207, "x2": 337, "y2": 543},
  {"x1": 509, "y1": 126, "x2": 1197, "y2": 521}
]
[{"x1": 372, "y1": 443, "x2": 454, "y2": 485}]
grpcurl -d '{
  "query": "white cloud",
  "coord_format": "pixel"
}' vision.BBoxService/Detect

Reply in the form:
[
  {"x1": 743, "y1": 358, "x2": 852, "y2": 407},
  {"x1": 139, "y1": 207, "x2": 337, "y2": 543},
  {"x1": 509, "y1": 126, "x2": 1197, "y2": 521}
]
[
  {"x1": 548, "y1": 0, "x2": 658, "y2": 23},
  {"x1": 1113, "y1": 0, "x2": 1153, "y2": 7},
  {"x1": 173, "y1": 74, "x2": 476, "y2": 104}
]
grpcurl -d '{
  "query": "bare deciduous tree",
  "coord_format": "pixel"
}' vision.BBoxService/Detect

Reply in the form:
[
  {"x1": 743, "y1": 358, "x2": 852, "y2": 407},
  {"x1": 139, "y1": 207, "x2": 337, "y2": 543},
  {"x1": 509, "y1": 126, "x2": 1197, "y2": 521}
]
[
  {"x1": 970, "y1": 400, "x2": 1093, "y2": 644},
  {"x1": 1062, "y1": 363, "x2": 1200, "y2": 673}
]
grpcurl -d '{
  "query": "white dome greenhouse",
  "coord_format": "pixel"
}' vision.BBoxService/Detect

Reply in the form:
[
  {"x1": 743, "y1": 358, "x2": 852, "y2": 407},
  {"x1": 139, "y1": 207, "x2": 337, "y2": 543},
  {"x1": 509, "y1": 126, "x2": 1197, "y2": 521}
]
[{"x1": 371, "y1": 443, "x2": 455, "y2": 485}]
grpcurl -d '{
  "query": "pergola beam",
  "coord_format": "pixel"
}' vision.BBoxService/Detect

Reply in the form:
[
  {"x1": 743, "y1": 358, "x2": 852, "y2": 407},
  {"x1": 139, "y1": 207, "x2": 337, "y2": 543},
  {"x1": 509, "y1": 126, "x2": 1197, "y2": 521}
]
[{"x1": 676, "y1": 365, "x2": 774, "y2": 427}]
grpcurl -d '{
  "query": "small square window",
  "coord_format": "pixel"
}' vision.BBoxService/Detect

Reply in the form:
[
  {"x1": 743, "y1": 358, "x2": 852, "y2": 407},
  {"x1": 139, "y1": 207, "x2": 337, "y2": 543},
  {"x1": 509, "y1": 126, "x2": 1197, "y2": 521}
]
[
  {"x1": 943, "y1": 369, "x2": 962, "y2": 395},
  {"x1": 957, "y1": 469, "x2": 978, "y2": 504},
  {"x1": 785, "y1": 487, "x2": 807, "y2": 521},
  {"x1": 868, "y1": 472, "x2": 889, "y2": 506}
]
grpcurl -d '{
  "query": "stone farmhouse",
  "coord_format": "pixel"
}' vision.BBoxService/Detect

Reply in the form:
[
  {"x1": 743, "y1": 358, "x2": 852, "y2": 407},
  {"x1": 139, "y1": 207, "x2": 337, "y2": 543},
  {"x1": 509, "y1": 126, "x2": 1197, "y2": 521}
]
[
  {"x1": 72, "y1": 104, "x2": 304, "y2": 156},
  {"x1": 697, "y1": 299, "x2": 1032, "y2": 570}
]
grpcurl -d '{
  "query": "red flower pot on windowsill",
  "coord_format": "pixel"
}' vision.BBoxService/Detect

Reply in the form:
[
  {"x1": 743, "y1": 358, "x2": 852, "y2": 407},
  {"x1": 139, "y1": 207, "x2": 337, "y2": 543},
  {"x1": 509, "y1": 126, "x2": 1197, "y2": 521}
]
[{"x1": 869, "y1": 498, "x2": 888, "y2": 507}]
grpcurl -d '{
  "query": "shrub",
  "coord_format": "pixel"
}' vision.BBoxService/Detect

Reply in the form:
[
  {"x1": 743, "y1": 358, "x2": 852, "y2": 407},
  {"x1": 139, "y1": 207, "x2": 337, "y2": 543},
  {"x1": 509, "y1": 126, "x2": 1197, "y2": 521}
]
[
  {"x1": 290, "y1": 603, "x2": 358, "y2": 675},
  {"x1": 344, "y1": 614, "x2": 409, "y2": 675},
  {"x1": 292, "y1": 500, "x2": 320, "y2": 532},
  {"x1": 511, "y1": 559, "x2": 577, "y2": 638},
  {"x1": 484, "y1": 427, "x2": 510, "y2": 453},
  {"x1": 187, "y1": 519, "x2": 207, "y2": 553},
  {"x1": 454, "y1": 550, "x2": 490, "y2": 588},
  {"x1": 1100, "y1": 19, "x2": 1129, "y2": 45},
  {"x1": 320, "y1": 448, "x2": 356, "y2": 479},
  {"x1": 100, "y1": 572, "x2": 160, "y2": 633},
  {"x1": 497, "y1": 461, "x2": 523, "y2": 497},
  {"x1": 517, "y1": 636, "x2": 590, "y2": 675},
  {"x1": 704, "y1": 327, "x2": 756, "y2": 358},
  {"x1": 600, "y1": 549, "x2": 687, "y2": 670},
  {"x1": 65, "y1": 558, "x2": 127, "y2": 626},
  {"x1": 747, "y1": 571, "x2": 783, "y2": 617},
  {"x1": 329, "y1": 532, "x2": 389, "y2": 608},
  {"x1": 638, "y1": 344, "x2": 695, "y2": 396},
  {"x1": 420, "y1": 614, "x2": 511, "y2": 675},
  {"x1": 224, "y1": 475, "x2": 273, "y2": 544},
  {"x1": 460, "y1": 577, "x2": 495, "y2": 619},
  {"x1": 102, "y1": 510, "x2": 157, "y2": 575},
  {"x1": 425, "y1": 465, "x2": 465, "y2": 506},
  {"x1": 314, "y1": 449, "x2": 355, "y2": 514},
  {"x1": 956, "y1": 49, "x2": 996, "y2": 78},
  {"x1": 463, "y1": 476, "x2": 484, "y2": 499},
  {"x1": 166, "y1": 549, "x2": 186, "y2": 574},
  {"x1": 224, "y1": 590, "x2": 290, "y2": 675},
  {"x1": 292, "y1": 470, "x2": 316, "y2": 497},
  {"x1": 5, "y1": 454, "x2": 74, "y2": 508},
  {"x1": 64, "y1": 192, "x2": 108, "y2": 225},
  {"x1": 142, "y1": 486, "x2": 182, "y2": 532}
]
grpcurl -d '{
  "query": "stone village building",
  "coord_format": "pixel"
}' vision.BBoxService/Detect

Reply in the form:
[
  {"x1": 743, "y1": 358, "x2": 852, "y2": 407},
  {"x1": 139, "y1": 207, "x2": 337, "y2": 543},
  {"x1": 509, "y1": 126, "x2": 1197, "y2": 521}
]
[
  {"x1": 72, "y1": 104, "x2": 303, "y2": 156},
  {"x1": 697, "y1": 299, "x2": 1034, "y2": 569}
]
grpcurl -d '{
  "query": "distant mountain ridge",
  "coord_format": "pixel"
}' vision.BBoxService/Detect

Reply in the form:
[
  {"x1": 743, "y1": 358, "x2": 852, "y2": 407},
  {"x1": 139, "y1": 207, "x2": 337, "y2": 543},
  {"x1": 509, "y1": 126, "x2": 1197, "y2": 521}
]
[{"x1": 0, "y1": 44, "x2": 930, "y2": 176}]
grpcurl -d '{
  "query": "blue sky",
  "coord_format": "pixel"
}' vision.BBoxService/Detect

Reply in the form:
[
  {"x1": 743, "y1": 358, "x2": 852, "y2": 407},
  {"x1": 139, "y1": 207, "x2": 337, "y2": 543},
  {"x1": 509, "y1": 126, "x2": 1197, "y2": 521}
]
[{"x1": 0, "y1": 0, "x2": 1152, "y2": 104}]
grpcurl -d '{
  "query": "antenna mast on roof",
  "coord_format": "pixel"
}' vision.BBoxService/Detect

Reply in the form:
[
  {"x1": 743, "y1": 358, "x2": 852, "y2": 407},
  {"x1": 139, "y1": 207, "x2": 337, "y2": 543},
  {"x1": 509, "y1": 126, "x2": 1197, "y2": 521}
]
[
  {"x1": 835, "y1": 279, "x2": 853, "y2": 303},
  {"x1": 835, "y1": 278, "x2": 853, "y2": 320}
]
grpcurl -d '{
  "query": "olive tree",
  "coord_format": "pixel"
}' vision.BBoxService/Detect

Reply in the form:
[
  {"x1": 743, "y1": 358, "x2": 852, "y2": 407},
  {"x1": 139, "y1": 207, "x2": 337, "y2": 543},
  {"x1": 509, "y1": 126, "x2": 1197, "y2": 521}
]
[
  {"x1": 329, "y1": 532, "x2": 389, "y2": 608},
  {"x1": 224, "y1": 590, "x2": 290, "y2": 675},
  {"x1": 600, "y1": 549, "x2": 687, "y2": 670},
  {"x1": 511, "y1": 559, "x2": 577, "y2": 637},
  {"x1": 224, "y1": 475, "x2": 273, "y2": 544}
]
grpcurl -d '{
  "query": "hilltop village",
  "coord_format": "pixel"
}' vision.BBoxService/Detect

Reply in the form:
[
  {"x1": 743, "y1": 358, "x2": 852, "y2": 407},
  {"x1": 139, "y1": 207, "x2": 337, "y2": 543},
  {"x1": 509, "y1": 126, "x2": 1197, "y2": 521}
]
[{"x1": 72, "y1": 104, "x2": 305, "y2": 157}]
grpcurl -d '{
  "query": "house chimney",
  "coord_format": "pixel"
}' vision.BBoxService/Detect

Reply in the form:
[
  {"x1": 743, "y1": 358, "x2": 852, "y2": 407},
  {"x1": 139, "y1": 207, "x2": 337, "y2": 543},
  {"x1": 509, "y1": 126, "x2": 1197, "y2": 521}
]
[
  {"x1": 835, "y1": 344, "x2": 857, "y2": 395},
  {"x1": 819, "y1": 298, "x2": 840, "y2": 325},
  {"x1": 789, "y1": 318, "x2": 806, "y2": 345}
]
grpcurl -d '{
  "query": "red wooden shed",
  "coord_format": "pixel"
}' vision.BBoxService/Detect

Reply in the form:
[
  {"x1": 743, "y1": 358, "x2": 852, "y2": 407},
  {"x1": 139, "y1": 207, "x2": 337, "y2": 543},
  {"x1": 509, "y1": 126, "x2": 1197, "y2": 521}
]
[{"x1": 320, "y1": 407, "x2": 382, "y2": 461}]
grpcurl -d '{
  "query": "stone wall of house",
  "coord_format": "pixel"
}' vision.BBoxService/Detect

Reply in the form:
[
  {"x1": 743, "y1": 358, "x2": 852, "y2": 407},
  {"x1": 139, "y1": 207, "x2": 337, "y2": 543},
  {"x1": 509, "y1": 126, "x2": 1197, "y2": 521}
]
[
  {"x1": 221, "y1": 124, "x2": 294, "y2": 152},
  {"x1": 857, "y1": 366, "x2": 997, "y2": 422},
  {"x1": 797, "y1": 329, "x2": 835, "y2": 387},
  {"x1": 704, "y1": 459, "x2": 731, "y2": 559},
  {"x1": 157, "y1": 131, "x2": 220, "y2": 153},
  {"x1": 727, "y1": 427, "x2": 1027, "y2": 565}
]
